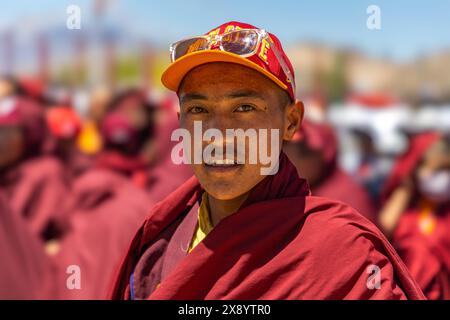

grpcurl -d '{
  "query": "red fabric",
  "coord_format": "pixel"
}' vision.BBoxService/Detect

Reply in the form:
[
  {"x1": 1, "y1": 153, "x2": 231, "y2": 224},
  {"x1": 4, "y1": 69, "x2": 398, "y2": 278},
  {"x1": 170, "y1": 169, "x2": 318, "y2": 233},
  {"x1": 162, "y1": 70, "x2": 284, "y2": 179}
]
[
  {"x1": 314, "y1": 168, "x2": 377, "y2": 223},
  {"x1": 96, "y1": 151, "x2": 150, "y2": 188},
  {"x1": 0, "y1": 191, "x2": 55, "y2": 299},
  {"x1": 348, "y1": 93, "x2": 397, "y2": 108},
  {"x1": 385, "y1": 131, "x2": 450, "y2": 299},
  {"x1": 147, "y1": 157, "x2": 194, "y2": 203},
  {"x1": 46, "y1": 106, "x2": 81, "y2": 139},
  {"x1": 393, "y1": 205, "x2": 450, "y2": 300},
  {"x1": 111, "y1": 153, "x2": 424, "y2": 300},
  {"x1": 51, "y1": 168, "x2": 154, "y2": 299},
  {"x1": 18, "y1": 76, "x2": 47, "y2": 102},
  {"x1": 0, "y1": 156, "x2": 70, "y2": 238},
  {"x1": 100, "y1": 112, "x2": 138, "y2": 146},
  {"x1": 292, "y1": 119, "x2": 376, "y2": 222},
  {"x1": 0, "y1": 96, "x2": 45, "y2": 153},
  {"x1": 292, "y1": 119, "x2": 337, "y2": 167},
  {"x1": 382, "y1": 132, "x2": 441, "y2": 201}
]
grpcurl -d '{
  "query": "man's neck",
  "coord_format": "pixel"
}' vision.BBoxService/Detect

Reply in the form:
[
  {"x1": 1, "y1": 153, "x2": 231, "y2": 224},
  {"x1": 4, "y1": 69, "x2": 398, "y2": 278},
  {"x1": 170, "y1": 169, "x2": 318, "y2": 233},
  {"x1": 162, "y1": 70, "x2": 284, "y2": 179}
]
[{"x1": 207, "y1": 192, "x2": 249, "y2": 227}]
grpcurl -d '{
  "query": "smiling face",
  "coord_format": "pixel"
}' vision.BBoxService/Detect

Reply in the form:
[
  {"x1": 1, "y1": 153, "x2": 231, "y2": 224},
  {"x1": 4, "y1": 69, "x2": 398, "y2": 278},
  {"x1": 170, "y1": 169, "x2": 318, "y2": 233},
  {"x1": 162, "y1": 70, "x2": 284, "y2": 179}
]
[{"x1": 177, "y1": 62, "x2": 302, "y2": 200}]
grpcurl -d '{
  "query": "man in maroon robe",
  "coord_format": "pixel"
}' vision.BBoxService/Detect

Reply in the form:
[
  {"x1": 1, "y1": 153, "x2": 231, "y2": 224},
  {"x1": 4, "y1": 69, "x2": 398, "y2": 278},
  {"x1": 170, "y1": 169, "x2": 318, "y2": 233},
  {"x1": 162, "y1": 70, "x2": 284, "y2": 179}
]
[
  {"x1": 284, "y1": 119, "x2": 377, "y2": 222},
  {"x1": 111, "y1": 21, "x2": 424, "y2": 300},
  {"x1": 379, "y1": 132, "x2": 450, "y2": 299},
  {"x1": 0, "y1": 94, "x2": 70, "y2": 240}
]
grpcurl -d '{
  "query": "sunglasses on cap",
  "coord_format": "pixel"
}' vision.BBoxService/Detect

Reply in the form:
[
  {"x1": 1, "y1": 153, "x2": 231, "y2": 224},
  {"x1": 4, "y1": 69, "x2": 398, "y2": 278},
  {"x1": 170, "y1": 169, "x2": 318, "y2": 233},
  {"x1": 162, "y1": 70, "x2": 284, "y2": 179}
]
[{"x1": 169, "y1": 28, "x2": 296, "y2": 88}]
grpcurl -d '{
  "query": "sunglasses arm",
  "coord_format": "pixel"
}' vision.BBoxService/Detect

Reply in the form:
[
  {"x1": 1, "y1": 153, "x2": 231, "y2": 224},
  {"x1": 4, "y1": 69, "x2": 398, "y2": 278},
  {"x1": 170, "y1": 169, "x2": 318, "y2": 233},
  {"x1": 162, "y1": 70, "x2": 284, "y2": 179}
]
[{"x1": 266, "y1": 37, "x2": 296, "y2": 89}]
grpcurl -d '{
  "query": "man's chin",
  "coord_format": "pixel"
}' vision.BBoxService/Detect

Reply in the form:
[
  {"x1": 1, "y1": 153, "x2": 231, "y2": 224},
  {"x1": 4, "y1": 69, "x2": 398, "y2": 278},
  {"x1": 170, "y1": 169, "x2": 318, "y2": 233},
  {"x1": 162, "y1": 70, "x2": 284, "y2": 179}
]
[{"x1": 200, "y1": 179, "x2": 258, "y2": 202}]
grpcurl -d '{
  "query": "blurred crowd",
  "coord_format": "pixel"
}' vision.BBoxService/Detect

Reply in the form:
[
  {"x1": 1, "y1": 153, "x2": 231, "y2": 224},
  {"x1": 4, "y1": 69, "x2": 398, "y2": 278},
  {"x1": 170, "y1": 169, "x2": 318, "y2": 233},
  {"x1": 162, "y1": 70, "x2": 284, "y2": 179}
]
[
  {"x1": 0, "y1": 72, "x2": 449, "y2": 300},
  {"x1": 0, "y1": 75, "x2": 193, "y2": 299}
]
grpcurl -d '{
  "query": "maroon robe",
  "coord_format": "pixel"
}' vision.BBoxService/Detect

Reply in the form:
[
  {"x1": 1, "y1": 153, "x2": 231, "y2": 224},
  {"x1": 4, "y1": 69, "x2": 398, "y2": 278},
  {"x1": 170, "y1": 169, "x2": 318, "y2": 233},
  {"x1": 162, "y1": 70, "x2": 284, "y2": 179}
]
[
  {"x1": 0, "y1": 96, "x2": 69, "y2": 239},
  {"x1": 51, "y1": 156, "x2": 155, "y2": 299},
  {"x1": 314, "y1": 168, "x2": 377, "y2": 223},
  {"x1": 383, "y1": 132, "x2": 450, "y2": 299},
  {"x1": 111, "y1": 153, "x2": 424, "y2": 300},
  {"x1": 1, "y1": 155, "x2": 70, "y2": 239},
  {"x1": 393, "y1": 205, "x2": 450, "y2": 300},
  {"x1": 0, "y1": 191, "x2": 54, "y2": 299}
]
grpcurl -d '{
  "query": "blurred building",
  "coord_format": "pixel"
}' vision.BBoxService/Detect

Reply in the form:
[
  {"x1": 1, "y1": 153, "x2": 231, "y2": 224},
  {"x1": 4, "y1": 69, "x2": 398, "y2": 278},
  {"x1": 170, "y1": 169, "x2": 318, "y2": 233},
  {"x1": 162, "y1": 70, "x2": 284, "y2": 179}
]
[{"x1": 288, "y1": 43, "x2": 450, "y2": 106}]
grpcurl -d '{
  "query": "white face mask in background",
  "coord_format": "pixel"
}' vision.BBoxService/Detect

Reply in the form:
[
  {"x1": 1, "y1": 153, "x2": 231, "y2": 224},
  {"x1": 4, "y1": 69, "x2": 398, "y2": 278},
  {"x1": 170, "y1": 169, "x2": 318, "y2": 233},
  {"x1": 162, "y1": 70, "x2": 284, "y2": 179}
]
[{"x1": 418, "y1": 169, "x2": 450, "y2": 203}]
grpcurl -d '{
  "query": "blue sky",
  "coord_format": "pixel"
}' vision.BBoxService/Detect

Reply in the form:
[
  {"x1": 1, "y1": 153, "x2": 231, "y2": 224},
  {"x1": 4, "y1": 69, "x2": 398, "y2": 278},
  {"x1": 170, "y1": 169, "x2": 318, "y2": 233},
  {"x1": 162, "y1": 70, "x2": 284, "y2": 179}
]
[{"x1": 1, "y1": 0, "x2": 450, "y2": 61}]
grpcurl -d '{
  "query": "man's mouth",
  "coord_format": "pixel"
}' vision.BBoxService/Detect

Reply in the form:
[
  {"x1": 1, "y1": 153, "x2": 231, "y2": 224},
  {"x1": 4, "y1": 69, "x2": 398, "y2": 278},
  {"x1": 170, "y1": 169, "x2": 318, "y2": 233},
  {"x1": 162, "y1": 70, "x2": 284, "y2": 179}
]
[
  {"x1": 204, "y1": 159, "x2": 240, "y2": 166},
  {"x1": 203, "y1": 158, "x2": 243, "y2": 174}
]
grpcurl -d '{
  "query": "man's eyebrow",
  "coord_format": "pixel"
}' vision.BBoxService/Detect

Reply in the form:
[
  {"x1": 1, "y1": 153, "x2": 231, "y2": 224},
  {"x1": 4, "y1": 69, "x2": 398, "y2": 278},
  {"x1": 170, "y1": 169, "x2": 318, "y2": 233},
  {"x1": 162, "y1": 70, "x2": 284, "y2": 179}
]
[
  {"x1": 179, "y1": 93, "x2": 208, "y2": 104},
  {"x1": 179, "y1": 90, "x2": 265, "y2": 103},
  {"x1": 227, "y1": 90, "x2": 265, "y2": 100}
]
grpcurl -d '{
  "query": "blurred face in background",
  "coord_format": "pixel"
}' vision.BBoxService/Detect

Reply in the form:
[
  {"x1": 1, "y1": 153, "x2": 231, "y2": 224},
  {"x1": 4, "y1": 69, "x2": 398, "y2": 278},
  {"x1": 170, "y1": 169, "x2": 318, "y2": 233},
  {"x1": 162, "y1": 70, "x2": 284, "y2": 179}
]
[
  {"x1": 116, "y1": 96, "x2": 151, "y2": 131},
  {"x1": 284, "y1": 141, "x2": 325, "y2": 187},
  {"x1": 0, "y1": 126, "x2": 25, "y2": 170},
  {"x1": 117, "y1": 96, "x2": 157, "y2": 162},
  {"x1": 416, "y1": 138, "x2": 450, "y2": 204},
  {"x1": 0, "y1": 78, "x2": 16, "y2": 100},
  {"x1": 89, "y1": 86, "x2": 112, "y2": 124},
  {"x1": 102, "y1": 91, "x2": 156, "y2": 159}
]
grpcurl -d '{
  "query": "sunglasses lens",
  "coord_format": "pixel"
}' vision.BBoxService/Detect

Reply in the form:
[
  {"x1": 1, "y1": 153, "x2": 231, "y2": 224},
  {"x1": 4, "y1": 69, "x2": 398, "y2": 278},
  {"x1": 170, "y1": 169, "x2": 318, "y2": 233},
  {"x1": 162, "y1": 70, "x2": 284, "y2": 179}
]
[
  {"x1": 221, "y1": 30, "x2": 259, "y2": 56},
  {"x1": 173, "y1": 37, "x2": 209, "y2": 61}
]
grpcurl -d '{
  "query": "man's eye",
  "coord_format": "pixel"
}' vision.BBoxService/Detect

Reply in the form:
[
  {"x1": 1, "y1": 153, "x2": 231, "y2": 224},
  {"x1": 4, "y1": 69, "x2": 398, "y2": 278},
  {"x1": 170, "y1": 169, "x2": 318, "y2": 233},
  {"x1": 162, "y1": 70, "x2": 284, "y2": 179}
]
[
  {"x1": 188, "y1": 106, "x2": 207, "y2": 114},
  {"x1": 235, "y1": 104, "x2": 255, "y2": 112}
]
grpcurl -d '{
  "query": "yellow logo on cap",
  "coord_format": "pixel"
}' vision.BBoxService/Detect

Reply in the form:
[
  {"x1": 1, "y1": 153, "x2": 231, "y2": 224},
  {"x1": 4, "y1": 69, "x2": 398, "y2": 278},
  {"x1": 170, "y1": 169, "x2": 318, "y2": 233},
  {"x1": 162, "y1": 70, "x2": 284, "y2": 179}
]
[{"x1": 258, "y1": 38, "x2": 270, "y2": 64}]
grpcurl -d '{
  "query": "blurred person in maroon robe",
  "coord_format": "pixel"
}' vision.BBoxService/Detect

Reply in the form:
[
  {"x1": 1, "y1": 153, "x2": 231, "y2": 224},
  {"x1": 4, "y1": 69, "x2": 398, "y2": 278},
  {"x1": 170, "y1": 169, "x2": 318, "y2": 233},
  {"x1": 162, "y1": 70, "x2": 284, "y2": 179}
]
[
  {"x1": 0, "y1": 76, "x2": 20, "y2": 100},
  {"x1": 16, "y1": 76, "x2": 49, "y2": 106},
  {"x1": 45, "y1": 106, "x2": 93, "y2": 179},
  {"x1": 48, "y1": 90, "x2": 157, "y2": 299},
  {"x1": 148, "y1": 92, "x2": 194, "y2": 202},
  {"x1": 111, "y1": 21, "x2": 424, "y2": 300},
  {"x1": 0, "y1": 75, "x2": 47, "y2": 104},
  {"x1": 284, "y1": 119, "x2": 377, "y2": 222},
  {"x1": 0, "y1": 94, "x2": 70, "y2": 240},
  {"x1": 351, "y1": 128, "x2": 388, "y2": 203},
  {"x1": 379, "y1": 132, "x2": 450, "y2": 299},
  {"x1": 76, "y1": 85, "x2": 112, "y2": 156},
  {"x1": 0, "y1": 190, "x2": 55, "y2": 299}
]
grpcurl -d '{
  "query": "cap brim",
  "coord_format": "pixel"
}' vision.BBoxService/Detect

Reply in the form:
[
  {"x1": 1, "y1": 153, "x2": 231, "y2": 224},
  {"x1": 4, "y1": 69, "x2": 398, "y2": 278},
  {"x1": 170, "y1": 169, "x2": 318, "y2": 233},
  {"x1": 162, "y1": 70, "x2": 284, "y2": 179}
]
[{"x1": 161, "y1": 50, "x2": 288, "y2": 93}]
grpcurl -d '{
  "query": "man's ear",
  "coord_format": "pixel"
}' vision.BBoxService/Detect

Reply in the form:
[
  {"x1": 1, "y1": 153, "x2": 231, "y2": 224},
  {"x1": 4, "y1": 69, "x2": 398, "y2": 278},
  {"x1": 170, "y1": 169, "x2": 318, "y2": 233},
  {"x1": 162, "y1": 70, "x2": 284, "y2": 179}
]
[{"x1": 283, "y1": 100, "x2": 304, "y2": 141}]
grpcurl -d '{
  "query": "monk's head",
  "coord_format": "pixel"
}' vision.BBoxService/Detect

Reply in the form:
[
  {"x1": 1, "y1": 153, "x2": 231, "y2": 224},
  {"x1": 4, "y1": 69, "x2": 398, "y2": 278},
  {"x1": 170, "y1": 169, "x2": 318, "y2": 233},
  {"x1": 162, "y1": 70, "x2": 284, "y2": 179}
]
[
  {"x1": 284, "y1": 141, "x2": 326, "y2": 187},
  {"x1": 0, "y1": 96, "x2": 45, "y2": 170},
  {"x1": 162, "y1": 21, "x2": 304, "y2": 200},
  {"x1": 284, "y1": 120, "x2": 338, "y2": 187},
  {"x1": 178, "y1": 62, "x2": 302, "y2": 200},
  {"x1": 416, "y1": 136, "x2": 450, "y2": 204}
]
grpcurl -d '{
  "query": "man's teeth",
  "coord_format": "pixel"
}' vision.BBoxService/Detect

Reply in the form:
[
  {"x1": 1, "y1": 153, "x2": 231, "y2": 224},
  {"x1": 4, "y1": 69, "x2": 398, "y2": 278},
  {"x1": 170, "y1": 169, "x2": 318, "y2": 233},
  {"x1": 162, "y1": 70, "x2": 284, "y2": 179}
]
[{"x1": 205, "y1": 159, "x2": 238, "y2": 166}]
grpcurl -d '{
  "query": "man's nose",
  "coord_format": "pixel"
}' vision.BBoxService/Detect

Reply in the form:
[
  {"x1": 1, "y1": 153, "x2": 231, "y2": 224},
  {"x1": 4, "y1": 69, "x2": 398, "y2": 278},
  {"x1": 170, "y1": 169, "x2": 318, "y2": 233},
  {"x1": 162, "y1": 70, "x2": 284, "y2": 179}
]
[{"x1": 203, "y1": 114, "x2": 235, "y2": 133}]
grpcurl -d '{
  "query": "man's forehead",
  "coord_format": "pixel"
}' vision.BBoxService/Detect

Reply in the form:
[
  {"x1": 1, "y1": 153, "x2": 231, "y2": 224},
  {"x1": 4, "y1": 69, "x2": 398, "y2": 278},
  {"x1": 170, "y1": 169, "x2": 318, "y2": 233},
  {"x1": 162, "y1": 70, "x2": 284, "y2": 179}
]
[{"x1": 183, "y1": 63, "x2": 264, "y2": 84}]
